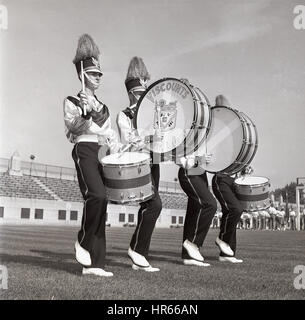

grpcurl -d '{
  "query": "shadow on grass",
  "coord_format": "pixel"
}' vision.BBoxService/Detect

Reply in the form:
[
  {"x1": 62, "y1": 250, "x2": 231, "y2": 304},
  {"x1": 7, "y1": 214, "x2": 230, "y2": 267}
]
[
  {"x1": 0, "y1": 250, "x2": 131, "y2": 276},
  {"x1": 0, "y1": 252, "x2": 81, "y2": 275},
  {"x1": 110, "y1": 246, "x2": 206, "y2": 265}
]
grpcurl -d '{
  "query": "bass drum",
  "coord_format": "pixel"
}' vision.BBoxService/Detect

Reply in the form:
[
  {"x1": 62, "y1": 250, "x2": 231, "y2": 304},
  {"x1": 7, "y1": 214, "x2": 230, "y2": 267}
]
[
  {"x1": 134, "y1": 78, "x2": 211, "y2": 163},
  {"x1": 198, "y1": 106, "x2": 258, "y2": 175}
]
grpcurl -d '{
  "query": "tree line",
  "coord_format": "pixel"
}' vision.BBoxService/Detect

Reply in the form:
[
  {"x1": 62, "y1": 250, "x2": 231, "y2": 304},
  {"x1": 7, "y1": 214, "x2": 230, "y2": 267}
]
[{"x1": 273, "y1": 182, "x2": 305, "y2": 205}]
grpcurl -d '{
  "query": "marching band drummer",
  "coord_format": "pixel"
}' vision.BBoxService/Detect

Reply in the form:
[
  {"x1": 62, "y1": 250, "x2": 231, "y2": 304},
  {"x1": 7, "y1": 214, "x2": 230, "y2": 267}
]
[
  {"x1": 212, "y1": 94, "x2": 252, "y2": 263},
  {"x1": 172, "y1": 78, "x2": 216, "y2": 267},
  {"x1": 116, "y1": 57, "x2": 162, "y2": 272},
  {"x1": 176, "y1": 150, "x2": 217, "y2": 267},
  {"x1": 64, "y1": 34, "x2": 121, "y2": 277}
]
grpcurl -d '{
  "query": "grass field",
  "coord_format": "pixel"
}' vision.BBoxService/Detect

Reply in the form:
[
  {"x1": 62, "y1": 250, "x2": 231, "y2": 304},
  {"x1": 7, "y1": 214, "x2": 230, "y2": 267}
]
[{"x1": 0, "y1": 225, "x2": 304, "y2": 300}]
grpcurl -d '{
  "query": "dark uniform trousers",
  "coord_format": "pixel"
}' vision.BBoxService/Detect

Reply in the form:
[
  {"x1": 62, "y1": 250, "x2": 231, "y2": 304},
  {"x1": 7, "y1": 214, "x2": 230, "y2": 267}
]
[
  {"x1": 72, "y1": 142, "x2": 108, "y2": 268},
  {"x1": 129, "y1": 164, "x2": 162, "y2": 258},
  {"x1": 178, "y1": 168, "x2": 217, "y2": 259},
  {"x1": 212, "y1": 174, "x2": 243, "y2": 257}
]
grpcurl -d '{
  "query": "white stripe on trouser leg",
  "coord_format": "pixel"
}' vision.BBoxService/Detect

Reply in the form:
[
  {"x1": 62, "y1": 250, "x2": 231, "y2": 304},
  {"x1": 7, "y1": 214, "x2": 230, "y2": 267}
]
[
  {"x1": 183, "y1": 170, "x2": 202, "y2": 244},
  {"x1": 214, "y1": 175, "x2": 229, "y2": 241},
  {"x1": 75, "y1": 143, "x2": 89, "y2": 245},
  {"x1": 133, "y1": 207, "x2": 148, "y2": 252}
]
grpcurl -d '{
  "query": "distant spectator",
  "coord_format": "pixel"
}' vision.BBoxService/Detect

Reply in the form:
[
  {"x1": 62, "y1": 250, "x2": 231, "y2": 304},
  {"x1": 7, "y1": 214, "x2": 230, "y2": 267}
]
[
  {"x1": 241, "y1": 212, "x2": 251, "y2": 230},
  {"x1": 300, "y1": 207, "x2": 305, "y2": 231},
  {"x1": 251, "y1": 211, "x2": 259, "y2": 230},
  {"x1": 268, "y1": 204, "x2": 277, "y2": 231},
  {"x1": 278, "y1": 208, "x2": 286, "y2": 231},
  {"x1": 212, "y1": 213, "x2": 218, "y2": 228},
  {"x1": 216, "y1": 211, "x2": 222, "y2": 228},
  {"x1": 264, "y1": 210, "x2": 270, "y2": 230},
  {"x1": 258, "y1": 210, "x2": 267, "y2": 230},
  {"x1": 289, "y1": 208, "x2": 296, "y2": 230}
]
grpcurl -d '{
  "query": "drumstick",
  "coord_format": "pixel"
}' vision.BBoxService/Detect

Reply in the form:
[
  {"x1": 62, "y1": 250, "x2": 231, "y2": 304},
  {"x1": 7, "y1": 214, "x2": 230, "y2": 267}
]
[
  {"x1": 117, "y1": 142, "x2": 136, "y2": 158},
  {"x1": 80, "y1": 61, "x2": 86, "y2": 116},
  {"x1": 119, "y1": 144, "x2": 131, "y2": 153}
]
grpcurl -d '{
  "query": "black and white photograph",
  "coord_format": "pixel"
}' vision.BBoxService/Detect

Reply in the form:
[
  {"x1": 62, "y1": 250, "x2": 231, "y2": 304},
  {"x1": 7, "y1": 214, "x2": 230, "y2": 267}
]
[{"x1": 0, "y1": 0, "x2": 305, "y2": 306}]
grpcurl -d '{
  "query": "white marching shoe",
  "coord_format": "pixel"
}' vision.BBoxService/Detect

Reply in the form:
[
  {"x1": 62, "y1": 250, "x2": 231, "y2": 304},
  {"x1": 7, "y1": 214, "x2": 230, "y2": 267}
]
[
  {"x1": 219, "y1": 256, "x2": 243, "y2": 263},
  {"x1": 183, "y1": 259, "x2": 210, "y2": 267},
  {"x1": 75, "y1": 241, "x2": 91, "y2": 266},
  {"x1": 183, "y1": 239, "x2": 204, "y2": 262},
  {"x1": 215, "y1": 237, "x2": 234, "y2": 257},
  {"x1": 82, "y1": 268, "x2": 113, "y2": 277},
  {"x1": 128, "y1": 247, "x2": 150, "y2": 268},
  {"x1": 132, "y1": 264, "x2": 160, "y2": 272}
]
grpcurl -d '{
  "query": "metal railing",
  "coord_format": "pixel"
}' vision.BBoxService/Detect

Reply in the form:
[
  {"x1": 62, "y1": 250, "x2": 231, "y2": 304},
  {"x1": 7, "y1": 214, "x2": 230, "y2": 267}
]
[
  {"x1": 0, "y1": 157, "x2": 77, "y2": 180},
  {"x1": 0, "y1": 157, "x2": 183, "y2": 191}
]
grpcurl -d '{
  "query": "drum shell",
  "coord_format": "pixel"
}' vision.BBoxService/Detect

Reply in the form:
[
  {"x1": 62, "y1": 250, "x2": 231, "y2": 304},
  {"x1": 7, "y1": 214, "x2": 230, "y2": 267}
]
[
  {"x1": 101, "y1": 154, "x2": 153, "y2": 204},
  {"x1": 234, "y1": 178, "x2": 271, "y2": 212}
]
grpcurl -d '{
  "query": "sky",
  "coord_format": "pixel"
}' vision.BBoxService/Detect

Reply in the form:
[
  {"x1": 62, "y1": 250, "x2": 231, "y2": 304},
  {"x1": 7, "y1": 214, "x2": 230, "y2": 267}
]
[{"x1": 0, "y1": 0, "x2": 305, "y2": 190}]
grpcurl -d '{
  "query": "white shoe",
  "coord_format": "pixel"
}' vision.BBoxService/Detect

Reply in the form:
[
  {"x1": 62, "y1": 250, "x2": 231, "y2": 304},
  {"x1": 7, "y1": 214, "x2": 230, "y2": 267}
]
[
  {"x1": 128, "y1": 247, "x2": 150, "y2": 268},
  {"x1": 183, "y1": 259, "x2": 210, "y2": 267},
  {"x1": 82, "y1": 268, "x2": 113, "y2": 277},
  {"x1": 132, "y1": 264, "x2": 160, "y2": 272},
  {"x1": 75, "y1": 241, "x2": 91, "y2": 266},
  {"x1": 219, "y1": 256, "x2": 243, "y2": 263},
  {"x1": 182, "y1": 240, "x2": 204, "y2": 262},
  {"x1": 215, "y1": 237, "x2": 234, "y2": 257}
]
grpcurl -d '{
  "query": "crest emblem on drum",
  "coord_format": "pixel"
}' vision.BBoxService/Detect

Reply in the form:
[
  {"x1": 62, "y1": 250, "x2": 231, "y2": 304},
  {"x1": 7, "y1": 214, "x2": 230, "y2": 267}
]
[{"x1": 154, "y1": 99, "x2": 177, "y2": 132}]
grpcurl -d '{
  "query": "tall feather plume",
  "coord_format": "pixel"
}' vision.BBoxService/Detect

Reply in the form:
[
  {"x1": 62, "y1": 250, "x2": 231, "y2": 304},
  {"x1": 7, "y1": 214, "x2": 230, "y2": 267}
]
[
  {"x1": 215, "y1": 94, "x2": 230, "y2": 107},
  {"x1": 125, "y1": 56, "x2": 150, "y2": 82},
  {"x1": 73, "y1": 34, "x2": 100, "y2": 65}
]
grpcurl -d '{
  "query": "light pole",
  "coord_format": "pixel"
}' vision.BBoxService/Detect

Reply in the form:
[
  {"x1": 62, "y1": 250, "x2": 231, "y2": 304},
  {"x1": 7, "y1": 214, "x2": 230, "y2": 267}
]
[
  {"x1": 174, "y1": 178, "x2": 178, "y2": 193},
  {"x1": 30, "y1": 154, "x2": 35, "y2": 176},
  {"x1": 296, "y1": 177, "x2": 305, "y2": 231}
]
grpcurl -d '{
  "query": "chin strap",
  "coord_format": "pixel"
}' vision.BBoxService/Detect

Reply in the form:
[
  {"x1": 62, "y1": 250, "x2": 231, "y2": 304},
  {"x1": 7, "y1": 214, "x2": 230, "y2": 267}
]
[{"x1": 84, "y1": 71, "x2": 100, "y2": 87}]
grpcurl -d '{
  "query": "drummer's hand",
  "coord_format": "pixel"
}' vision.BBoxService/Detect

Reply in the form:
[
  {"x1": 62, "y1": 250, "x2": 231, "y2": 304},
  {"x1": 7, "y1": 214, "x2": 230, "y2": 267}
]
[
  {"x1": 98, "y1": 135, "x2": 108, "y2": 146},
  {"x1": 79, "y1": 92, "x2": 93, "y2": 115},
  {"x1": 107, "y1": 139, "x2": 120, "y2": 153},
  {"x1": 105, "y1": 132, "x2": 120, "y2": 153},
  {"x1": 180, "y1": 156, "x2": 197, "y2": 170},
  {"x1": 241, "y1": 165, "x2": 253, "y2": 176},
  {"x1": 186, "y1": 157, "x2": 196, "y2": 169},
  {"x1": 129, "y1": 136, "x2": 144, "y2": 151}
]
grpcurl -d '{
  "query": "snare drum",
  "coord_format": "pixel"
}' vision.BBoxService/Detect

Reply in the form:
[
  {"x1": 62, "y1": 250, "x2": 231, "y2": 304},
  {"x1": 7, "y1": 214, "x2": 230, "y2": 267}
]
[
  {"x1": 198, "y1": 106, "x2": 258, "y2": 175},
  {"x1": 134, "y1": 78, "x2": 211, "y2": 162},
  {"x1": 234, "y1": 176, "x2": 271, "y2": 212},
  {"x1": 100, "y1": 152, "x2": 153, "y2": 204}
]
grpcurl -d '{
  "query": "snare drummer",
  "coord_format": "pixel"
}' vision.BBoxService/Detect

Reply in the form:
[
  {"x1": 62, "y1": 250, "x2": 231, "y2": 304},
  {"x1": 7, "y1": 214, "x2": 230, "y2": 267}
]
[
  {"x1": 212, "y1": 95, "x2": 250, "y2": 263},
  {"x1": 63, "y1": 34, "x2": 120, "y2": 277},
  {"x1": 116, "y1": 57, "x2": 162, "y2": 272}
]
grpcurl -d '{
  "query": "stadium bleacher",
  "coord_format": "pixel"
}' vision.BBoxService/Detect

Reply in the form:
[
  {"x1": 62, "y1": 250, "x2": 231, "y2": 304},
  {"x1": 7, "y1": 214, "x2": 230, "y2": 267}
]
[
  {"x1": 36, "y1": 176, "x2": 83, "y2": 202},
  {"x1": 0, "y1": 172, "x2": 188, "y2": 209},
  {"x1": 159, "y1": 192, "x2": 187, "y2": 210},
  {"x1": 0, "y1": 173, "x2": 55, "y2": 200}
]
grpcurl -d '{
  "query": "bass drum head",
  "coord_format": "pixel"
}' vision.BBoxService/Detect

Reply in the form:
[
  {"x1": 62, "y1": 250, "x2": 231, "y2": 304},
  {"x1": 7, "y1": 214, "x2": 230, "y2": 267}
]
[
  {"x1": 199, "y1": 106, "x2": 244, "y2": 174},
  {"x1": 135, "y1": 78, "x2": 197, "y2": 160},
  {"x1": 101, "y1": 152, "x2": 150, "y2": 165}
]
